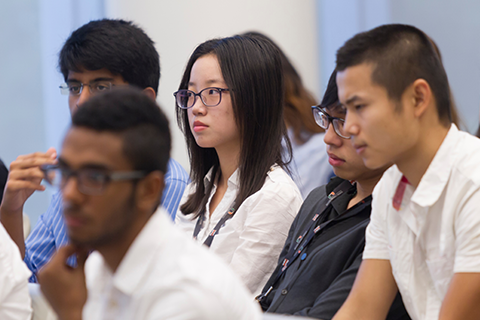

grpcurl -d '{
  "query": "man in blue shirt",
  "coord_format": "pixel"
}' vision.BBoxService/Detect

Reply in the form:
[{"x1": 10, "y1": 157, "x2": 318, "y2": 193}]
[{"x1": 0, "y1": 19, "x2": 189, "y2": 282}]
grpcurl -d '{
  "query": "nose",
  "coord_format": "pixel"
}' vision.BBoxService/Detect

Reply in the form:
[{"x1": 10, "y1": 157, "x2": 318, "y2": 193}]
[
  {"x1": 190, "y1": 95, "x2": 207, "y2": 116},
  {"x1": 62, "y1": 176, "x2": 85, "y2": 205},
  {"x1": 76, "y1": 87, "x2": 92, "y2": 108},
  {"x1": 343, "y1": 111, "x2": 360, "y2": 137},
  {"x1": 69, "y1": 87, "x2": 92, "y2": 115},
  {"x1": 323, "y1": 122, "x2": 342, "y2": 147}
]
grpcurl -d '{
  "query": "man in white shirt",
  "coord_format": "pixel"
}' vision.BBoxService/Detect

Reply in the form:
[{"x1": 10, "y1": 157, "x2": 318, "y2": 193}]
[
  {"x1": 332, "y1": 24, "x2": 480, "y2": 320},
  {"x1": 0, "y1": 223, "x2": 32, "y2": 320},
  {"x1": 37, "y1": 87, "x2": 261, "y2": 320}
]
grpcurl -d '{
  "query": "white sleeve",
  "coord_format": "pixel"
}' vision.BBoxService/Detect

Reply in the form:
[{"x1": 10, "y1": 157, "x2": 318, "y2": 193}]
[
  {"x1": 0, "y1": 223, "x2": 32, "y2": 320},
  {"x1": 363, "y1": 175, "x2": 391, "y2": 260},
  {"x1": 454, "y1": 186, "x2": 480, "y2": 273}
]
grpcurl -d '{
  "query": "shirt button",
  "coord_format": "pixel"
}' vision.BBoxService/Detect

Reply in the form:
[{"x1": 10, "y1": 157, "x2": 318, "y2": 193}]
[{"x1": 281, "y1": 289, "x2": 288, "y2": 295}]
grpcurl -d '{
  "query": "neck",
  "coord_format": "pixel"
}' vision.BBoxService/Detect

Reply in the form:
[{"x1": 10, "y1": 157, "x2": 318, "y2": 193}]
[
  {"x1": 396, "y1": 124, "x2": 450, "y2": 188},
  {"x1": 347, "y1": 172, "x2": 384, "y2": 209},
  {"x1": 96, "y1": 210, "x2": 150, "y2": 273},
  {"x1": 215, "y1": 144, "x2": 240, "y2": 188}
]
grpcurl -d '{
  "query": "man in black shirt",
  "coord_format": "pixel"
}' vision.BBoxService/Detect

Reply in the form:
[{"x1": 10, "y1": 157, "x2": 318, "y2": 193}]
[{"x1": 257, "y1": 71, "x2": 410, "y2": 320}]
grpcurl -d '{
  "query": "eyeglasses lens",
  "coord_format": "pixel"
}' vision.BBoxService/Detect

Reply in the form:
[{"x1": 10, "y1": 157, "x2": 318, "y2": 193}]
[{"x1": 200, "y1": 88, "x2": 221, "y2": 106}]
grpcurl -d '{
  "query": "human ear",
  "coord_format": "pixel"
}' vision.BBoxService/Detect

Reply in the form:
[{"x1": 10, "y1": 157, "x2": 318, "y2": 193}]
[
  {"x1": 135, "y1": 171, "x2": 165, "y2": 212},
  {"x1": 411, "y1": 79, "x2": 432, "y2": 118},
  {"x1": 142, "y1": 87, "x2": 156, "y2": 101}
]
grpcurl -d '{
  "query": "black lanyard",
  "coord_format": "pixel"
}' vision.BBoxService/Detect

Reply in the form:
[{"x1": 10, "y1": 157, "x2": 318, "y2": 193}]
[
  {"x1": 255, "y1": 179, "x2": 356, "y2": 302},
  {"x1": 193, "y1": 201, "x2": 239, "y2": 247}
]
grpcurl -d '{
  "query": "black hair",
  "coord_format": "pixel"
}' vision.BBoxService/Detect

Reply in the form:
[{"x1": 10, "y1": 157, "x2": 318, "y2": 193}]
[
  {"x1": 59, "y1": 19, "x2": 160, "y2": 94},
  {"x1": 176, "y1": 35, "x2": 288, "y2": 216},
  {"x1": 336, "y1": 24, "x2": 452, "y2": 126},
  {"x1": 241, "y1": 31, "x2": 322, "y2": 145},
  {"x1": 320, "y1": 70, "x2": 338, "y2": 109},
  {"x1": 72, "y1": 87, "x2": 170, "y2": 174}
]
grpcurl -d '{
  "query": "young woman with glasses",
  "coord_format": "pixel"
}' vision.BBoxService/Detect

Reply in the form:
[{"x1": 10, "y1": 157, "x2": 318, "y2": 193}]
[{"x1": 174, "y1": 35, "x2": 303, "y2": 296}]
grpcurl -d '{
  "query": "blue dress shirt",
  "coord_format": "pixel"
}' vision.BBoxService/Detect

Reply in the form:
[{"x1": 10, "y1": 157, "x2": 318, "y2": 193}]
[{"x1": 24, "y1": 158, "x2": 189, "y2": 282}]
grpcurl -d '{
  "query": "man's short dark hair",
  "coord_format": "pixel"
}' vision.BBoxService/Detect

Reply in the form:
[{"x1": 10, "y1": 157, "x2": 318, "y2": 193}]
[
  {"x1": 59, "y1": 19, "x2": 160, "y2": 94},
  {"x1": 71, "y1": 87, "x2": 170, "y2": 174},
  {"x1": 336, "y1": 24, "x2": 452, "y2": 125}
]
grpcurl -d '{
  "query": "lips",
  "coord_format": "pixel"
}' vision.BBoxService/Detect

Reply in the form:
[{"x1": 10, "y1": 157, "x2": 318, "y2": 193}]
[
  {"x1": 327, "y1": 152, "x2": 345, "y2": 167},
  {"x1": 63, "y1": 205, "x2": 89, "y2": 229},
  {"x1": 64, "y1": 215, "x2": 88, "y2": 228},
  {"x1": 193, "y1": 120, "x2": 208, "y2": 132}
]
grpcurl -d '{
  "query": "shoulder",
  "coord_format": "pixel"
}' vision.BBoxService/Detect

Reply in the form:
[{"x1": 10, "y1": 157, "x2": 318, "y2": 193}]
[
  {"x1": 245, "y1": 166, "x2": 303, "y2": 214},
  {"x1": 451, "y1": 132, "x2": 480, "y2": 183},
  {"x1": 134, "y1": 223, "x2": 261, "y2": 319},
  {"x1": 372, "y1": 165, "x2": 402, "y2": 198},
  {"x1": 164, "y1": 158, "x2": 190, "y2": 184},
  {"x1": 290, "y1": 184, "x2": 328, "y2": 230},
  {"x1": 0, "y1": 224, "x2": 31, "y2": 283},
  {"x1": 304, "y1": 184, "x2": 328, "y2": 203},
  {"x1": 40, "y1": 191, "x2": 64, "y2": 225},
  {"x1": 264, "y1": 166, "x2": 302, "y2": 195}
]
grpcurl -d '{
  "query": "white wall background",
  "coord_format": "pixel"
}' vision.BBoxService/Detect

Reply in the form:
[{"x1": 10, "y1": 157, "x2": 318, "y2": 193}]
[
  {"x1": 389, "y1": 0, "x2": 480, "y2": 132},
  {"x1": 105, "y1": 0, "x2": 321, "y2": 171}
]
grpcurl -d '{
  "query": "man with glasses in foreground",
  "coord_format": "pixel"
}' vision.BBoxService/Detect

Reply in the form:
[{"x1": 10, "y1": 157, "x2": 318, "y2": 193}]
[
  {"x1": 37, "y1": 87, "x2": 261, "y2": 320},
  {"x1": 257, "y1": 70, "x2": 410, "y2": 320},
  {"x1": 0, "y1": 19, "x2": 189, "y2": 282}
]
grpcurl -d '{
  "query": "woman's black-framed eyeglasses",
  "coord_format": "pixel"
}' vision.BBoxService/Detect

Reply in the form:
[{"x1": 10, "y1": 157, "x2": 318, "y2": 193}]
[{"x1": 173, "y1": 87, "x2": 229, "y2": 109}]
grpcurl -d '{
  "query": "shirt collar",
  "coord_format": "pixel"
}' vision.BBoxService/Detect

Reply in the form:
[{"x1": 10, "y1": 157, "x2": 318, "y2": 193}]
[
  {"x1": 203, "y1": 167, "x2": 239, "y2": 190},
  {"x1": 411, "y1": 124, "x2": 459, "y2": 207},
  {"x1": 111, "y1": 208, "x2": 172, "y2": 295}
]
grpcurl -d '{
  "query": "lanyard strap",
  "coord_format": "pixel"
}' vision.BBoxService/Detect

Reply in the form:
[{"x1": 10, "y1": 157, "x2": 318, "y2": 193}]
[
  {"x1": 255, "y1": 179, "x2": 355, "y2": 302},
  {"x1": 193, "y1": 201, "x2": 238, "y2": 248}
]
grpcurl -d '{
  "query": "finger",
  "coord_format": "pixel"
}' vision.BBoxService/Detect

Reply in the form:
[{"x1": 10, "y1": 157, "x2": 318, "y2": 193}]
[
  {"x1": 5, "y1": 180, "x2": 46, "y2": 192},
  {"x1": 55, "y1": 244, "x2": 78, "y2": 262},
  {"x1": 16, "y1": 151, "x2": 56, "y2": 161},
  {"x1": 8, "y1": 167, "x2": 46, "y2": 181},
  {"x1": 9, "y1": 157, "x2": 57, "y2": 171},
  {"x1": 38, "y1": 245, "x2": 78, "y2": 283},
  {"x1": 45, "y1": 147, "x2": 57, "y2": 159},
  {"x1": 76, "y1": 249, "x2": 89, "y2": 272}
]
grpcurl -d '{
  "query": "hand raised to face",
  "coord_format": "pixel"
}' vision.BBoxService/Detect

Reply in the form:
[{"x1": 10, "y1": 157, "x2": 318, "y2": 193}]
[
  {"x1": 38, "y1": 244, "x2": 88, "y2": 320},
  {"x1": 1, "y1": 147, "x2": 57, "y2": 214}
]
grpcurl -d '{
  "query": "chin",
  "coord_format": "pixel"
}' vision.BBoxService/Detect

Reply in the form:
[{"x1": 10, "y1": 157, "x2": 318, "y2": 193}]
[
  {"x1": 333, "y1": 168, "x2": 353, "y2": 181},
  {"x1": 362, "y1": 157, "x2": 389, "y2": 171},
  {"x1": 194, "y1": 139, "x2": 215, "y2": 149},
  {"x1": 68, "y1": 233, "x2": 97, "y2": 249}
]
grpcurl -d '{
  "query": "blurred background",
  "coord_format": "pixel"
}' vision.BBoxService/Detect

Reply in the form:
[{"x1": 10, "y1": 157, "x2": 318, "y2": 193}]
[{"x1": 1, "y1": 0, "x2": 479, "y2": 224}]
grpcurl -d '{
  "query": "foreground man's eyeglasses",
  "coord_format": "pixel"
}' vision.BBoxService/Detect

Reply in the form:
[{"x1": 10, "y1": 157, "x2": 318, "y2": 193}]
[{"x1": 41, "y1": 164, "x2": 146, "y2": 195}]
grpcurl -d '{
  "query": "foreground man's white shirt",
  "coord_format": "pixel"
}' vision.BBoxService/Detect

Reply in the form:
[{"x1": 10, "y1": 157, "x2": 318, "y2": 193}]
[
  {"x1": 364, "y1": 124, "x2": 480, "y2": 320},
  {"x1": 83, "y1": 208, "x2": 262, "y2": 320},
  {"x1": 0, "y1": 222, "x2": 32, "y2": 320}
]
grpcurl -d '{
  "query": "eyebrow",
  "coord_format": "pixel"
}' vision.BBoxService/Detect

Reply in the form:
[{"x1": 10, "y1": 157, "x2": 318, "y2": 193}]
[
  {"x1": 188, "y1": 79, "x2": 225, "y2": 87},
  {"x1": 57, "y1": 157, "x2": 112, "y2": 171},
  {"x1": 343, "y1": 95, "x2": 362, "y2": 106},
  {"x1": 66, "y1": 77, "x2": 115, "y2": 83},
  {"x1": 326, "y1": 103, "x2": 346, "y2": 114}
]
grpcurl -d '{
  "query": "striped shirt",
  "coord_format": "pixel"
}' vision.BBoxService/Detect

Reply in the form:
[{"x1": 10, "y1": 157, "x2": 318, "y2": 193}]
[{"x1": 24, "y1": 158, "x2": 189, "y2": 282}]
